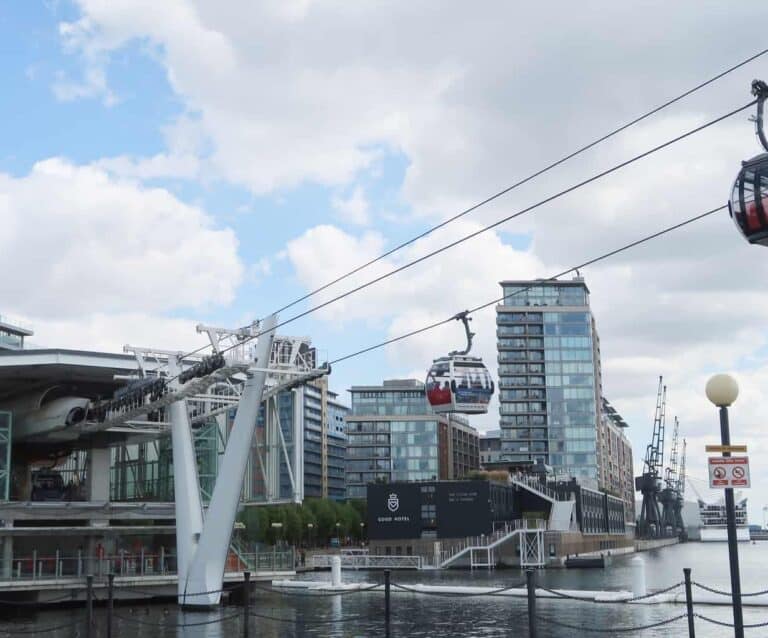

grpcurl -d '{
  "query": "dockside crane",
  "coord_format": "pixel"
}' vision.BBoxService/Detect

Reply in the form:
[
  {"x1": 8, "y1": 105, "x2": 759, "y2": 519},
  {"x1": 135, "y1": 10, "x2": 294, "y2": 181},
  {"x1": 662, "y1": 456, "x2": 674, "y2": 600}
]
[
  {"x1": 660, "y1": 416, "x2": 680, "y2": 535},
  {"x1": 635, "y1": 377, "x2": 666, "y2": 538},
  {"x1": 675, "y1": 439, "x2": 687, "y2": 540}
]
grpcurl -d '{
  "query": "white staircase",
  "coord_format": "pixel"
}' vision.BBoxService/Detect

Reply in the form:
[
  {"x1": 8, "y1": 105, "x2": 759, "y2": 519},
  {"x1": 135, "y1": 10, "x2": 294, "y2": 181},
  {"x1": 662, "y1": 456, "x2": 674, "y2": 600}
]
[{"x1": 437, "y1": 519, "x2": 546, "y2": 569}]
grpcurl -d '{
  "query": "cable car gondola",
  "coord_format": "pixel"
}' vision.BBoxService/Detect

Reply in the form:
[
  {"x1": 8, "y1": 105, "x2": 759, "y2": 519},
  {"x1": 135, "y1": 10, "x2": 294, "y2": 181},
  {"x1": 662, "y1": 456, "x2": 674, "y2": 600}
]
[
  {"x1": 729, "y1": 80, "x2": 768, "y2": 246},
  {"x1": 426, "y1": 311, "x2": 494, "y2": 414}
]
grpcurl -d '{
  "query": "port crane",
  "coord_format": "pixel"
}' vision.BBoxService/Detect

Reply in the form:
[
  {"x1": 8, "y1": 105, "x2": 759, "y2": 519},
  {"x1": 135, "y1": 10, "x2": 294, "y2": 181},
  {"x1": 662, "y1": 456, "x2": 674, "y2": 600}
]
[
  {"x1": 659, "y1": 416, "x2": 680, "y2": 536},
  {"x1": 635, "y1": 377, "x2": 666, "y2": 538},
  {"x1": 676, "y1": 439, "x2": 687, "y2": 540}
]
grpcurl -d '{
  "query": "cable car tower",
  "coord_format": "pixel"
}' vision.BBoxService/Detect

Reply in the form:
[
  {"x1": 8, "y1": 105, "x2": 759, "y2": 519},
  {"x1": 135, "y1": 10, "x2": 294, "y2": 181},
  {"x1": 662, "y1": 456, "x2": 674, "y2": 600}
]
[
  {"x1": 729, "y1": 79, "x2": 768, "y2": 245},
  {"x1": 425, "y1": 311, "x2": 494, "y2": 414},
  {"x1": 635, "y1": 377, "x2": 666, "y2": 539},
  {"x1": 660, "y1": 416, "x2": 680, "y2": 536}
]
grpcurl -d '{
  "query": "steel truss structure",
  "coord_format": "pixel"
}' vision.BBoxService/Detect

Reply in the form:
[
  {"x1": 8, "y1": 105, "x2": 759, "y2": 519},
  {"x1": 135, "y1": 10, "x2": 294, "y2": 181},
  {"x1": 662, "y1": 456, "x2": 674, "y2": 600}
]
[{"x1": 73, "y1": 316, "x2": 328, "y2": 605}]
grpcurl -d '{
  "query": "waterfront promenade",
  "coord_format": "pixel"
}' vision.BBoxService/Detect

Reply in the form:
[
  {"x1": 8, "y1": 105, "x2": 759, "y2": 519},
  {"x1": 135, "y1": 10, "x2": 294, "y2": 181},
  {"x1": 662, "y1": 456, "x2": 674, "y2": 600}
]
[{"x1": 2, "y1": 543, "x2": 768, "y2": 637}]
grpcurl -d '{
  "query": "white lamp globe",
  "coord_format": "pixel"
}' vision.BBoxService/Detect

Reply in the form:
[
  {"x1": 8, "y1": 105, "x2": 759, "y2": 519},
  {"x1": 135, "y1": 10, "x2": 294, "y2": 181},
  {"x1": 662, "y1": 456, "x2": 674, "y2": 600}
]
[{"x1": 705, "y1": 374, "x2": 739, "y2": 407}]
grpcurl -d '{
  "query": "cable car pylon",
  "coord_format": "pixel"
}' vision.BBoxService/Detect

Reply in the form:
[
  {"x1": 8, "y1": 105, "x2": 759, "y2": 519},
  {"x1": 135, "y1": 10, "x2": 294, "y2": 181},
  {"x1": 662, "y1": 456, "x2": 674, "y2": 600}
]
[{"x1": 729, "y1": 79, "x2": 768, "y2": 245}]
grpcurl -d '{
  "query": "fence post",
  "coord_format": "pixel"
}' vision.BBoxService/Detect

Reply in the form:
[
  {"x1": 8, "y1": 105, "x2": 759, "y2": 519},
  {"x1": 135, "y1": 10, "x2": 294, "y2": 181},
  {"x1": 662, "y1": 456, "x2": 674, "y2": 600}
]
[
  {"x1": 86, "y1": 574, "x2": 94, "y2": 638},
  {"x1": 526, "y1": 569, "x2": 537, "y2": 638},
  {"x1": 243, "y1": 571, "x2": 251, "y2": 638},
  {"x1": 384, "y1": 569, "x2": 391, "y2": 638},
  {"x1": 684, "y1": 567, "x2": 695, "y2": 638},
  {"x1": 107, "y1": 573, "x2": 114, "y2": 638}
]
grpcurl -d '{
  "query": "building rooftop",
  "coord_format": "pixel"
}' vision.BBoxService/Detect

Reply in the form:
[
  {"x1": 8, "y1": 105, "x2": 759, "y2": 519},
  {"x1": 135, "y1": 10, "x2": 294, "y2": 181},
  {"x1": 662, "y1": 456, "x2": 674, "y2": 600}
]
[
  {"x1": 602, "y1": 398, "x2": 629, "y2": 428},
  {"x1": 0, "y1": 314, "x2": 34, "y2": 337},
  {"x1": 499, "y1": 276, "x2": 590, "y2": 293},
  {"x1": 349, "y1": 378, "x2": 425, "y2": 392}
]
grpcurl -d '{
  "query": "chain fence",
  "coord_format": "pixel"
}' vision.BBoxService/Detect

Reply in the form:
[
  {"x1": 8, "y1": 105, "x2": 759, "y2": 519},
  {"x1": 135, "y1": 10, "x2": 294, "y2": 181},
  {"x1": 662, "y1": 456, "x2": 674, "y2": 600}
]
[
  {"x1": 10, "y1": 567, "x2": 768, "y2": 637},
  {"x1": 535, "y1": 612, "x2": 689, "y2": 633}
]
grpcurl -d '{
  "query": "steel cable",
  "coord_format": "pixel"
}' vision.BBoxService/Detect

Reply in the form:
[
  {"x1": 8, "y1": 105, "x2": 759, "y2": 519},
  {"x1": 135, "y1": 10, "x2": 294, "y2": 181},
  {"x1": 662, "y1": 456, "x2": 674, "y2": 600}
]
[
  {"x1": 392, "y1": 580, "x2": 527, "y2": 597},
  {"x1": 249, "y1": 610, "x2": 370, "y2": 625},
  {"x1": 696, "y1": 612, "x2": 768, "y2": 629},
  {"x1": 0, "y1": 620, "x2": 82, "y2": 635},
  {"x1": 330, "y1": 204, "x2": 724, "y2": 364},
  {"x1": 270, "y1": 46, "x2": 768, "y2": 317},
  {"x1": 0, "y1": 592, "x2": 78, "y2": 605},
  {"x1": 165, "y1": 95, "x2": 751, "y2": 374},
  {"x1": 535, "y1": 612, "x2": 688, "y2": 633},
  {"x1": 112, "y1": 610, "x2": 241, "y2": 628},
  {"x1": 694, "y1": 581, "x2": 768, "y2": 597},
  {"x1": 254, "y1": 582, "x2": 382, "y2": 597},
  {"x1": 537, "y1": 582, "x2": 682, "y2": 604}
]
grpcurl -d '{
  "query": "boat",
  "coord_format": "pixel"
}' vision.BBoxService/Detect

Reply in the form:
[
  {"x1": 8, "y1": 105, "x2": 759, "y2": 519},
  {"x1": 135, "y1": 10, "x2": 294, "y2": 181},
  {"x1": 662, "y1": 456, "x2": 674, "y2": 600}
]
[{"x1": 698, "y1": 496, "x2": 750, "y2": 542}]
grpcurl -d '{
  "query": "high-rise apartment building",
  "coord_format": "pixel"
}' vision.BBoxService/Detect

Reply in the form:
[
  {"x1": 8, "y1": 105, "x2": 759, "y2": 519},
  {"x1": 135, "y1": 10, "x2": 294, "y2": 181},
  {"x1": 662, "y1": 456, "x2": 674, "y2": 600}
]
[
  {"x1": 496, "y1": 277, "x2": 606, "y2": 487},
  {"x1": 345, "y1": 379, "x2": 479, "y2": 498},
  {"x1": 598, "y1": 398, "x2": 635, "y2": 522},
  {"x1": 302, "y1": 380, "x2": 349, "y2": 500}
]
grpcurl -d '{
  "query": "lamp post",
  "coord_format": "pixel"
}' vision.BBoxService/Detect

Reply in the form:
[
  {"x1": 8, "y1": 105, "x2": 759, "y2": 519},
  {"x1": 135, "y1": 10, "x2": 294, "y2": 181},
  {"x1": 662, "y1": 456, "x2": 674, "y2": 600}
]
[
  {"x1": 307, "y1": 522, "x2": 314, "y2": 548},
  {"x1": 705, "y1": 373, "x2": 743, "y2": 638}
]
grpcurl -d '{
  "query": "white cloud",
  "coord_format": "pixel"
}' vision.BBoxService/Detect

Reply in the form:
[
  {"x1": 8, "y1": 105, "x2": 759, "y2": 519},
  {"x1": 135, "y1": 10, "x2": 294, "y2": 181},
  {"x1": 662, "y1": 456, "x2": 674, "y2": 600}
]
[
  {"x1": 0, "y1": 158, "x2": 243, "y2": 320},
  {"x1": 26, "y1": 312, "x2": 205, "y2": 354},
  {"x1": 56, "y1": 1, "x2": 768, "y2": 518},
  {"x1": 332, "y1": 186, "x2": 370, "y2": 226},
  {"x1": 94, "y1": 153, "x2": 201, "y2": 181}
]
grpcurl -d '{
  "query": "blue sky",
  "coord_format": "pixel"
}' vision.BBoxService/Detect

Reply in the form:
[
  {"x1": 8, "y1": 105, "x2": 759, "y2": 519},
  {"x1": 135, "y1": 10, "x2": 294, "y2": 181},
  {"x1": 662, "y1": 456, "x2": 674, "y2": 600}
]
[{"x1": 4, "y1": 1, "x2": 768, "y2": 520}]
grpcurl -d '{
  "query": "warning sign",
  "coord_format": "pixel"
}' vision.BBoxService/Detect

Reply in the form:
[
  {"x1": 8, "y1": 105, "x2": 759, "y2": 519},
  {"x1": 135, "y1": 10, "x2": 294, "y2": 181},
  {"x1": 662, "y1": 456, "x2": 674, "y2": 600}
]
[{"x1": 708, "y1": 456, "x2": 750, "y2": 488}]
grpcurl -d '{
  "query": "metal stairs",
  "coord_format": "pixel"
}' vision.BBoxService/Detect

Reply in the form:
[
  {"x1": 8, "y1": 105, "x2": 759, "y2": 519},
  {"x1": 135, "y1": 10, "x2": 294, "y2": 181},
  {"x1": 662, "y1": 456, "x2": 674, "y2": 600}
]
[{"x1": 438, "y1": 520, "x2": 546, "y2": 569}]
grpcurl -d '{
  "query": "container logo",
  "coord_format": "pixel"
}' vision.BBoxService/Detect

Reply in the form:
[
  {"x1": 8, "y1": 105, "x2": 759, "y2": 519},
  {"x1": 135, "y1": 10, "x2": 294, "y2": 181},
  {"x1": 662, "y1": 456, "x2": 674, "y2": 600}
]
[{"x1": 387, "y1": 493, "x2": 400, "y2": 512}]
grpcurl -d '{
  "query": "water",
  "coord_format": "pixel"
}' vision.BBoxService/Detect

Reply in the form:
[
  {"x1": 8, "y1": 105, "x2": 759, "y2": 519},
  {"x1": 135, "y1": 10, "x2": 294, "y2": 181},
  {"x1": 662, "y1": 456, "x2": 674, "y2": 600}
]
[{"x1": 2, "y1": 542, "x2": 768, "y2": 637}]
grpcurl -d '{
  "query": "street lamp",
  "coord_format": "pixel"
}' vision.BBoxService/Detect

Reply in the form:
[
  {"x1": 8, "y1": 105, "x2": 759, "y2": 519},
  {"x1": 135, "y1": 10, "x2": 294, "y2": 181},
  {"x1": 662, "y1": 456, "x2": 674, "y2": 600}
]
[{"x1": 705, "y1": 373, "x2": 743, "y2": 638}]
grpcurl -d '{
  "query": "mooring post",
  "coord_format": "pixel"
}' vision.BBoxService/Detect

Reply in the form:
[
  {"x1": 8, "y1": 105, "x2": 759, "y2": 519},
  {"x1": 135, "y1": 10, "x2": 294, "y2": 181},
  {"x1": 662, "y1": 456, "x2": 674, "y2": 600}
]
[
  {"x1": 683, "y1": 567, "x2": 696, "y2": 638},
  {"x1": 107, "y1": 573, "x2": 114, "y2": 638},
  {"x1": 86, "y1": 574, "x2": 94, "y2": 638},
  {"x1": 384, "y1": 569, "x2": 391, "y2": 638},
  {"x1": 526, "y1": 569, "x2": 537, "y2": 638},
  {"x1": 243, "y1": 570, "x2": 251, "y2": 638}
]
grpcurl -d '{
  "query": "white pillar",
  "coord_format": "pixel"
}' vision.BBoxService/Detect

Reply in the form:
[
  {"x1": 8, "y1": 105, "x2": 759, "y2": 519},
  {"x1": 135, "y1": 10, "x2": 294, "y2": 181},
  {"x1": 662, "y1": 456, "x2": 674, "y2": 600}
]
[
  {"x1": 631, "y1": 556, "x2": 646, "y2": 597},
  {"x1": 86, "y1": 448, "x2": 110, "y2": 502},
  {"x1": 183, "y1": 315, "x2": 278, "y2": 606},
  {"x1": 168, "y1": 356, "x2": 205, "y2": 602},
  {"x1": 331, "y1": 555, "x2": 342, "y2": 586}
]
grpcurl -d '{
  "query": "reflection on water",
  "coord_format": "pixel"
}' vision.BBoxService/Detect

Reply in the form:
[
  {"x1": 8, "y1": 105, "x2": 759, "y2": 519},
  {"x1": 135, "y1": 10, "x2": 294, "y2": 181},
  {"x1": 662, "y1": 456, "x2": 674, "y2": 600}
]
[{"x1": 2, "y1": 542, "x2": 768, "y2": 637}]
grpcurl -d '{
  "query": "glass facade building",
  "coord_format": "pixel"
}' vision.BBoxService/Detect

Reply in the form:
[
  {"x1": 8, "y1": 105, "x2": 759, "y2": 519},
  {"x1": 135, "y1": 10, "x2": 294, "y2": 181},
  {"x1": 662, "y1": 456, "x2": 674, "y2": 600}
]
[
  {"x1": 497, "y1": 278, "x2": 601, "y2": 486},
  {"x1": 345, "y1": 379, "x2": 479, "y2": 499}
]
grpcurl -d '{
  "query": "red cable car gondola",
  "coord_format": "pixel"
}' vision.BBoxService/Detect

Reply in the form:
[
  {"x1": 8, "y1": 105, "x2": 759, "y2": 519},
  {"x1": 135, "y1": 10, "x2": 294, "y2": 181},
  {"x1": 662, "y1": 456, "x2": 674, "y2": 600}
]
[
  {"x1": 426, "y1": 312, "x2": 494, "y2": 414},
  {"x1": 729, "y1": 80, "x2": 768, "y2": 246}
]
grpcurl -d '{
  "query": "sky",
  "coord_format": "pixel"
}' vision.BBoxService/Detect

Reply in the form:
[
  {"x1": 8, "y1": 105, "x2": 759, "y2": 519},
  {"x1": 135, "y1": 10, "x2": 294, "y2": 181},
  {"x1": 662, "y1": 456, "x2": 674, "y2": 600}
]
[{"x1": 2, "y1": 1, "x2": 768, "y2": 522}]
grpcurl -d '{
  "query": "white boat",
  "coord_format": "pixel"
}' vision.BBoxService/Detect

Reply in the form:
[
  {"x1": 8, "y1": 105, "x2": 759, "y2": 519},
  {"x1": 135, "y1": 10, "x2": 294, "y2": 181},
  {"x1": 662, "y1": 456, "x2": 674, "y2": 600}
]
[{"x1": 699, "y1": 496, "x2": 750, "y2": 542}]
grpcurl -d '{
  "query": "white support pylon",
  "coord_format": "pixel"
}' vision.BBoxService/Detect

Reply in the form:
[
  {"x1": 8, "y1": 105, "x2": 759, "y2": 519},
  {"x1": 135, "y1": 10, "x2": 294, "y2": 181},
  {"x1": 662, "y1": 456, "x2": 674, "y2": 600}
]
[
  {"x1": 168, "y1": 355, "x2": 205, "y2": 600},
  {"x1": 181, "y1": 314, "x2": 278, "y2": 606}
]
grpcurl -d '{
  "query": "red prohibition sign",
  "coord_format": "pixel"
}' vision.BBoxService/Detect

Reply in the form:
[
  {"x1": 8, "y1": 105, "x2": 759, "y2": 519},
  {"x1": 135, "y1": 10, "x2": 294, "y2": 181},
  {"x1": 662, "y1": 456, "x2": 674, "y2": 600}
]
[
  {"x1": 732, "y1": 466, "x2": 745, "y2": 479},
  {"x1": 713, "y1": 466, "x2": 727, "y2": 479}
]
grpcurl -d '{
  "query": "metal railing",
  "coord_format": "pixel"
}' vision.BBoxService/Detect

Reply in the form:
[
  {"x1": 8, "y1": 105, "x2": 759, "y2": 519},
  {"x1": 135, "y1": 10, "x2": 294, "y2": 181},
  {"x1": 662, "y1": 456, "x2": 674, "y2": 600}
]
[
  {"x1": 311, "y1": 554, "x2": 422, "y2": 570},
  {"x1": 0, "y1": 547, "x2": 295, "y2": 583},
  {"x1": 510, "y1": 473, "x2": 568, "y2": 501},
  {"x1": 438, "y1": 519, "x2": 547, "y2": 567}
]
